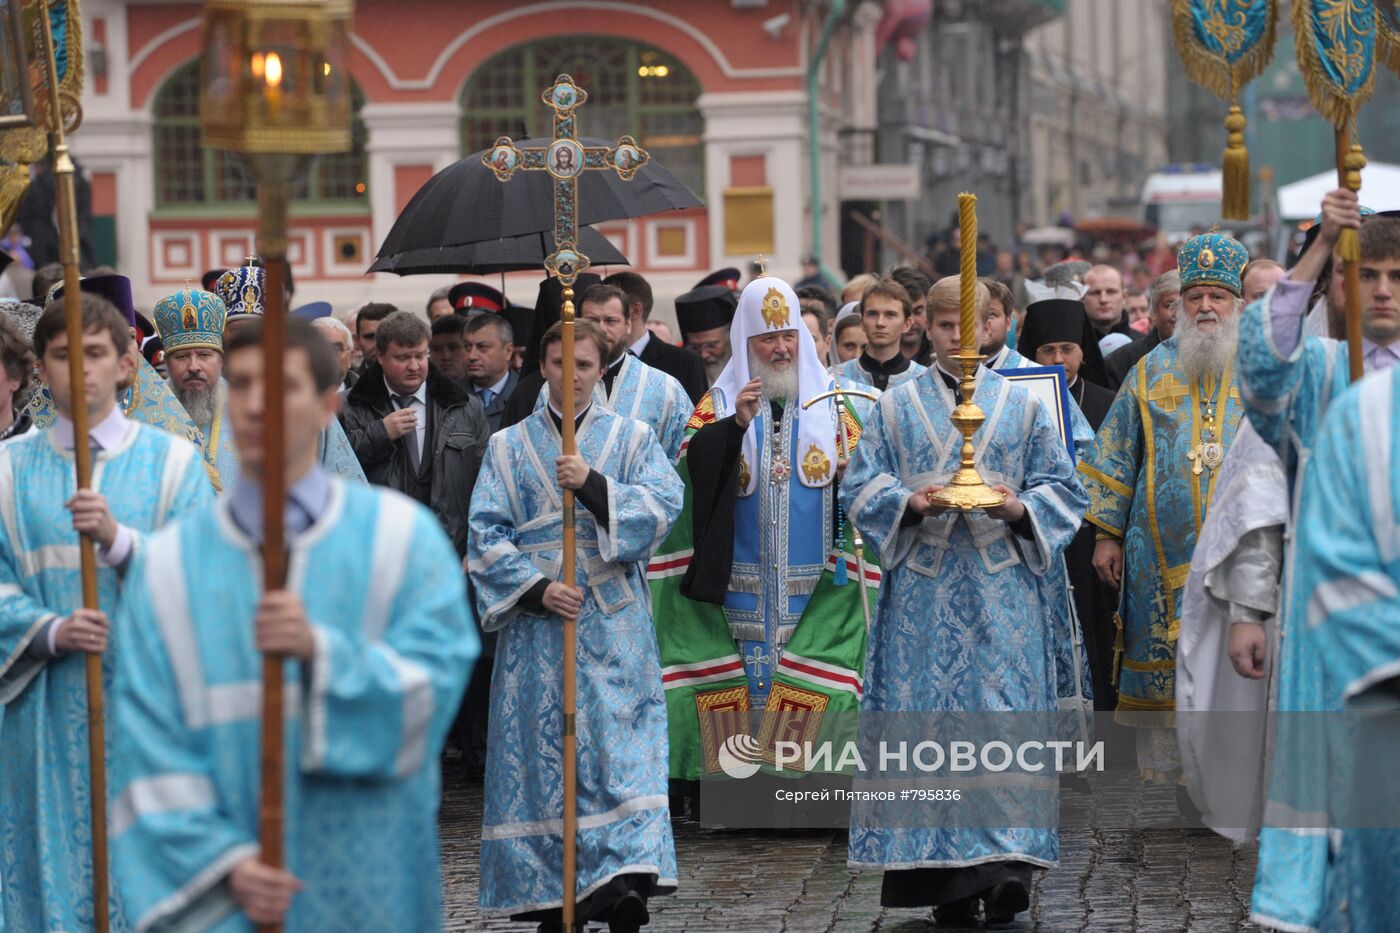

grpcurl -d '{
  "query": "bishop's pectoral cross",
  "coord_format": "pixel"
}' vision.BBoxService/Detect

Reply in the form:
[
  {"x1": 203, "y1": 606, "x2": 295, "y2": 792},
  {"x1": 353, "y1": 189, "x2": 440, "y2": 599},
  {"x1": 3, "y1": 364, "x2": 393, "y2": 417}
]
[{"x1": 481, "y1": 74, "x2": 649, "y2": 287}]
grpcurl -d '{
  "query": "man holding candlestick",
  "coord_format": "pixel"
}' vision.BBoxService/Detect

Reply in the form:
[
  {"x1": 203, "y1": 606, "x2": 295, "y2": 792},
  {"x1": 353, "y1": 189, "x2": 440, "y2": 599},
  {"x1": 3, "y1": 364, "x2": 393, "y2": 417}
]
[{"x1": 839, "y1": 195, "x2": 1087, "y2": 925}]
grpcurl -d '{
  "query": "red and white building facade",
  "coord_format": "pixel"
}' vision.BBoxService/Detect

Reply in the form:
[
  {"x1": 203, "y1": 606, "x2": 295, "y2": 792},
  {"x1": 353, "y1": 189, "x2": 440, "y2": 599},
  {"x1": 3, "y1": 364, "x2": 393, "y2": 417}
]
[{"x1": 72, "y1": 0, "x2": 895, "y2": 316}]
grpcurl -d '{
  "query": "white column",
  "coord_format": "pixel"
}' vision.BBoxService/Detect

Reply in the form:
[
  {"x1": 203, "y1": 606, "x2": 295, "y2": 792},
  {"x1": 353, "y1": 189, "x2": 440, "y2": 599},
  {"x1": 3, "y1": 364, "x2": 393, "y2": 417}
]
[
  {"x1": 360, "y1": 101, "x2": 463, "y2": 248},
  {"x1": 63, "y1": 0, "x2": 154, "y2": 298},
  {"x1": 697, "y1": 89, "x2": 808, "y2": 282}
]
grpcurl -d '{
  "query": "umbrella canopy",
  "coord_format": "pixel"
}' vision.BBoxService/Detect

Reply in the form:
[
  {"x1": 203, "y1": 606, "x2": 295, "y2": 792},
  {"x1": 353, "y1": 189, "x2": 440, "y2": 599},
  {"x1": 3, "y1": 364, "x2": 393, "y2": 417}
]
[
  {"x1": 1021, "y1": 226, "x2": 1077, "y2": 247},
  {"x1": 374, "y1": 137, "x2": 703, "y2": 257},
  {"x1": 1277, "y1": 162, "x2": 1400, "y2": 219},
  {"x1": 368, "y1": 226, "x2": 628, "y2": 276},
  {"x1": 1073, "y1": 217, "x2": 1156, "y2": 245}
]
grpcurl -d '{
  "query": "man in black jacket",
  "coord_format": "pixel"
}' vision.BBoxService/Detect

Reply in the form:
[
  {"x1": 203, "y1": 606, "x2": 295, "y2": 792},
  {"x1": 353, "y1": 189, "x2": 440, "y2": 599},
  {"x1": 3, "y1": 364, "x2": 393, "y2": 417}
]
[
  {"x1": 340, "y1": 311, "x2": 489, "y2": 555},
  {"x1": 604, "y1": 270, "x2": 708, "y2": 403},
  {"x1": 1103, "y1": 269, "x2": 1180, "y2": 390}
]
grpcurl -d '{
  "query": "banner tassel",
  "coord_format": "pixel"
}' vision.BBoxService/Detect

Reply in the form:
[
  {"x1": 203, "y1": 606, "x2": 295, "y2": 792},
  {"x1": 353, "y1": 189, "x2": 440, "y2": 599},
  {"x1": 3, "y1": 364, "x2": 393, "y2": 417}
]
[
  {"x1": 1337, "y1": 138, "x2": 1366, "y2": 263},
  {"x1": 1222, "y1": 105, "x2": 1250, "y2": 221}
]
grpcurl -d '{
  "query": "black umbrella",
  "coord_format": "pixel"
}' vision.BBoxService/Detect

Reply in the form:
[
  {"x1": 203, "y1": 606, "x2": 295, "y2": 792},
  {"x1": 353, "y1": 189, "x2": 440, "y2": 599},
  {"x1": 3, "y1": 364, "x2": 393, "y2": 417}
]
[
  {"x1": 367, "y1": 226, "x2": 628, "y2": 276},
  {"x1": 374, "y1": 137, "x2": 704, "y2": 255}
]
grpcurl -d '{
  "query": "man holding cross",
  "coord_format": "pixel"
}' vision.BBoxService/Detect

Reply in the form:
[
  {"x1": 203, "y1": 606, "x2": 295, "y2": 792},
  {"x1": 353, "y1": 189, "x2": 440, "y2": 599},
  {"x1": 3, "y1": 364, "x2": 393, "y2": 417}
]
[{"x1": 1078, "y1": 232, "x2": 1248, "y2": 781}]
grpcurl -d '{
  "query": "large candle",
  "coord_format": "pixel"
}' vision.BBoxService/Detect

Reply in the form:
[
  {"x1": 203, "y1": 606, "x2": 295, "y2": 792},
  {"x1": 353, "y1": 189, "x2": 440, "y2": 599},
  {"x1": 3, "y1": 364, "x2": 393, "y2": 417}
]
[{"x1": 958, "y1": 192, "x2": 976, "y2": 353}]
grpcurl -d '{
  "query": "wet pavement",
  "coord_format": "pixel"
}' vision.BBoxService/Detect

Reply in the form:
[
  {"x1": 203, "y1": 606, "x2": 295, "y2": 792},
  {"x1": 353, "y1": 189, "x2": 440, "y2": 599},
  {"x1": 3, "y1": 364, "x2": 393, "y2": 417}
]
[{"x1": 440, "y1": 768, "x2": 1259, "y2": 932}]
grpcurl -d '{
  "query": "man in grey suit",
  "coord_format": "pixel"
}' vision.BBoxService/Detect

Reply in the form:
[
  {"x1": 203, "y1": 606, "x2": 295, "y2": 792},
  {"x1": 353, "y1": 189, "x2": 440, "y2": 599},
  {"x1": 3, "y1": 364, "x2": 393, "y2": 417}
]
[{"x1": 463, "y1": 312, "x2": 519, "y2": 433}]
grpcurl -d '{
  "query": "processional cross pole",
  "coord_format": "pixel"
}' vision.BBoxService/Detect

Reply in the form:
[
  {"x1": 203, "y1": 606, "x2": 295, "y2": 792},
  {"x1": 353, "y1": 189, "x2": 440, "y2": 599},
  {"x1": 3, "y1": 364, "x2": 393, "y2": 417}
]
[
  {"x1": 29, "y1": 6, "x2": 110, "y2": 928},
  {"x1": 483, "y1": 74, "x2": 649, "y2": 928}
]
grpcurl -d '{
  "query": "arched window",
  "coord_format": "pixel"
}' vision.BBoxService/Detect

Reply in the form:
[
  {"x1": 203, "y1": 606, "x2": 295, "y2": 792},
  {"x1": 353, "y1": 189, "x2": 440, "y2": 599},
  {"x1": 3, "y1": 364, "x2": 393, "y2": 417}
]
[
  {"x1": 460, "y1": 37, "x2": 704, "y2": 197},
  {"x1": 152, "y1": 60, "x2": 369, "y2": 209}
]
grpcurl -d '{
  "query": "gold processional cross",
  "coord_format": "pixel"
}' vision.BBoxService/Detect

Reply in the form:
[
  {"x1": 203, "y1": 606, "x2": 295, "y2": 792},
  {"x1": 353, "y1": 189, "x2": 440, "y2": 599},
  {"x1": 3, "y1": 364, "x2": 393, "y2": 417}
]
[{"x1": 481, "y1": 74, "x2": 648, "y2": 287}]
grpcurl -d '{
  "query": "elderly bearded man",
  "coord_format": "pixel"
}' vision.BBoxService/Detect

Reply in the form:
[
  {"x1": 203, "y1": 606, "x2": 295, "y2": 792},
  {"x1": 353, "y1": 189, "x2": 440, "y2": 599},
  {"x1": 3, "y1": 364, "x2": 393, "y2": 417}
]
[
  {"x1": 154, "y1": 285, "x2": 365, "y2": 490},
  {"x1": 649, "y1": 277, "x2": 875, "y2": 787},
  {"x1": 1079, "y1": 233, "x2": 1249, "y2": 783}
]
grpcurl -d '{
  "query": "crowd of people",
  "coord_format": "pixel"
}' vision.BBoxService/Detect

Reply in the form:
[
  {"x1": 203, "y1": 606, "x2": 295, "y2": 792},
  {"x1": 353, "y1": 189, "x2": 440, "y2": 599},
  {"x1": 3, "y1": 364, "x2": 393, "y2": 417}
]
[{"x1": 0, "y1": 183, "x2": 1397, "y2": 932}]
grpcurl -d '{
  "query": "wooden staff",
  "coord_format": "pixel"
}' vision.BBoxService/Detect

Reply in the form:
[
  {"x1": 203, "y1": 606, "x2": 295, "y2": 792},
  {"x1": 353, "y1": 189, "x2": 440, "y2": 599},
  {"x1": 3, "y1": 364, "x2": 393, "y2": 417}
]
[
  {"x1": 35, "y1": 13, "x2": 108, "y2": 930},
  {"x1": 559, "y1": 285, "x2": 579, "y2": 928},
  {"x1": 1335, "y1": 124, "x2": 1366, "y2": 381},
  {"x1": 255, "y1": 174, "x2": 291, "y2": 933}
]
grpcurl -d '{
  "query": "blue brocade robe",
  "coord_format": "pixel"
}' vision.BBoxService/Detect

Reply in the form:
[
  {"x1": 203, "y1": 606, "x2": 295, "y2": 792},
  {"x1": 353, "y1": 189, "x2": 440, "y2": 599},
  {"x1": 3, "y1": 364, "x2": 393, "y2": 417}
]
[
  {"x1": 109, "y1": 481, "x2": 476, "y2": 931},
  {"x1": 1238, "y1": 290, "x2": 1374, "y2": 930},
  {"x1": 833, "y1": 357, "x2": 928, "y2": 392},
  {"x1": 0, "y1": 425, "x2": 212, "y2": 933},
  {"x1": 1236, "y1": 287, "x2": 1350, "y2": 481},
  {"x1": 1077, "y1": 340, "x2": 1244, "y2": 714},
  {"x1": 467, "y1": 406, "x2": 684, "y2": 915},
  {"x1": 532, "y1": 354, "x2": 692, "y2": 461},
  {"x1": 1249, "y1": 370, "x2": 1400, "y2": 933},
  {"x1": 841, "y1": 366, "x2": 1086, "y2": 872}
]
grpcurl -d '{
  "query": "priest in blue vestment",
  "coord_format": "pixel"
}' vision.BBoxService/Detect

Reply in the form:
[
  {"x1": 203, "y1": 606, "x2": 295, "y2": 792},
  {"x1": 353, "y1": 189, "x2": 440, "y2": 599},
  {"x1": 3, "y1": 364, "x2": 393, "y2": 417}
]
[
  {"x1": 468, "y1": 320, "x2": 683, "y2": 932},
  {"x1": 833, "y1": 276, "x2": 927, "y2": 393},
  {"x1": 1236, "y1": 191, "x2": 1400, "y2": 931},
  {"x1": 577, "y1": 282, "x2": 693, "y2": 460},
  {"x1": 152, "y1": 282, "x2": 365, "y2": 489},
  {"x1": 109, "y1": 319, "x2": 476, "y2": 931},
  {"x1": 0, "y1": 295, "x2": 213, "y2": 932},
  {"x1": 1079, "y1": 232, "x2": 1249, "y2": 783},
  {"x1": 25, "y1": 274, "x2": 207, "y2": 458},
  {"x1": 841, "y1": 278, "x2": 1087, "y2": 925},
  {"x1": 1250, "y1": 367, "x2": 1400, "y2": 933}
]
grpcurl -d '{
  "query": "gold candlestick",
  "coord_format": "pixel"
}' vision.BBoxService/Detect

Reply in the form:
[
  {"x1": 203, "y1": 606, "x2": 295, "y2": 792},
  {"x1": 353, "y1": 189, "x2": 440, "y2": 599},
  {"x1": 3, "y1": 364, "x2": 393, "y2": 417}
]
[{"x1": 928, "y1": 192, "x2": 1005, "y2": 512}]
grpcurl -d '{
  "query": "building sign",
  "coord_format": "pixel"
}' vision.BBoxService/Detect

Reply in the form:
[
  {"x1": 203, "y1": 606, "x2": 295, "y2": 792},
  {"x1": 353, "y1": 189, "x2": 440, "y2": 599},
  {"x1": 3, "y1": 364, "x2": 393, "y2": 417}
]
[{"x1": 839, "y1": 164, "x2": 920, "y2": 201}]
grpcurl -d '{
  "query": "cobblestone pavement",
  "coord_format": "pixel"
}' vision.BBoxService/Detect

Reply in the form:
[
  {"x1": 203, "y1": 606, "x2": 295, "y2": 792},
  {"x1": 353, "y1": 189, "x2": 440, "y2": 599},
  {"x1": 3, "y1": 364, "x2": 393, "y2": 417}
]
[{"x1": 441, "y1": 769, "x2": 1260, "y2": 933}]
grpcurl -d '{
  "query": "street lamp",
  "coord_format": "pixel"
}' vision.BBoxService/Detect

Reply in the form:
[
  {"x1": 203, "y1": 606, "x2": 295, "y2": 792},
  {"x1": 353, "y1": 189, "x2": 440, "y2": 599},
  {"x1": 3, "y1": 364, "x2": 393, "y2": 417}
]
[{"x1": 199, "y1": 4, "x2": 352, "y2": 924}]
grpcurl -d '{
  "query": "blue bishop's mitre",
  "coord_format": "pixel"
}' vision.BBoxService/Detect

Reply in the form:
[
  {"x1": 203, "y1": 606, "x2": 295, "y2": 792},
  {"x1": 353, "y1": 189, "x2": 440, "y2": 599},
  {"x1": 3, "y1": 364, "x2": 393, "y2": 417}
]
[
  {"x1": 216, "y1": 263, "x2": 266, "y2": 318},
  {"x1": 1176, "y1": 232, "x2": 1249, "y2": 297},
  {"x1": 153, "y1": 287, "x2": 227, "y2": 353}
]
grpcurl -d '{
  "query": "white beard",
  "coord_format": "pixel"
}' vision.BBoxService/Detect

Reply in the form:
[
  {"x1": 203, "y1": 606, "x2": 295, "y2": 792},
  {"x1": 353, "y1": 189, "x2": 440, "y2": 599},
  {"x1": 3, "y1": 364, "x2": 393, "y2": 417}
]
[
  {"x1": 174, "y1": 380, "x2": 221, "y2": 427},
  {"x1": 748, "y1": 349, "x2": 798, "y2": 401},
  {"x1": 1174, "y1": 304, "x2": 1240, "y2": 384},
  {"x1": 704, "y1": 350, "x2": 730, "y2": 385}
]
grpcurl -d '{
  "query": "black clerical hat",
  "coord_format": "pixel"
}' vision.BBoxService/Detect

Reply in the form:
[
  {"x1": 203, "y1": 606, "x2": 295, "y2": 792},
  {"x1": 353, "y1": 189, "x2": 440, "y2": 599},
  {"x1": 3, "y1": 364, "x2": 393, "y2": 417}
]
[
  {"x1": 51, "y1": 273, "x2": 137, "y2": 326},
  {"x1": 1019, "y1": 297, "x2": 1107, "y2": 387},
  {"x1": 520, "y1": 273, "x2": 602, "y2": 372},
  {"x1": 674, "y1": 284, "x2": 737, "y2": 337}
]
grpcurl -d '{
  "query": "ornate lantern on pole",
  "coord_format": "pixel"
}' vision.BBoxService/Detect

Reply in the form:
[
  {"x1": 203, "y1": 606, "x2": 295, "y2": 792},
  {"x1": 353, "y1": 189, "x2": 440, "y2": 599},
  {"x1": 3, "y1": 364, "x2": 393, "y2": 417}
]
[{"x1": 199, "y1": 4, "x2": 352, "y2": 925}]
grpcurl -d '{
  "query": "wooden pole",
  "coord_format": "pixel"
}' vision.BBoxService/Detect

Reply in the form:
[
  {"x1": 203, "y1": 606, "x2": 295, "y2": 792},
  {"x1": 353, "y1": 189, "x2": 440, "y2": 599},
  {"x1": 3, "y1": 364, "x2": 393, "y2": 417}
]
[
  {"x1": 1335, "y1": 124, "x2": 1365, "y2": 382},
  {"x1": 37, "y1": 14, "x2": 108, "y2": 930},
  {"x1": 559, "y1": 286, "x2": 579, "y2": 929},
  {"x1": 255, "y1": 173, "x2": 291, "y2": 933}
]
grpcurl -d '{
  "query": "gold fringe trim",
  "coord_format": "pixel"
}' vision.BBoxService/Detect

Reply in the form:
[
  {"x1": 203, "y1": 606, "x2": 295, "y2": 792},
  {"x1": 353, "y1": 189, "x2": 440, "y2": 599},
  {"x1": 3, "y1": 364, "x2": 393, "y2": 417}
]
[
  {"x1": 1171, "y1": 0, "x2": 1279, "y2": 100},
  {"x1": 1292, "y1": 0, "x2": 1376, "y2": 128},
  {"x1": 1380, "y1": 9, "x2": 1400, "y2": 77}
]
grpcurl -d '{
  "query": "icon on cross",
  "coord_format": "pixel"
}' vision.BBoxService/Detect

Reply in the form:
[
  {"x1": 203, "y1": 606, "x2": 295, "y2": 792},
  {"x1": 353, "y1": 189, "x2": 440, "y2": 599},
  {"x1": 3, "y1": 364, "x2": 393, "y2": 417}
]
[{"x1": 480, "y1": 74, "x2": 649, "y2": 286}]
